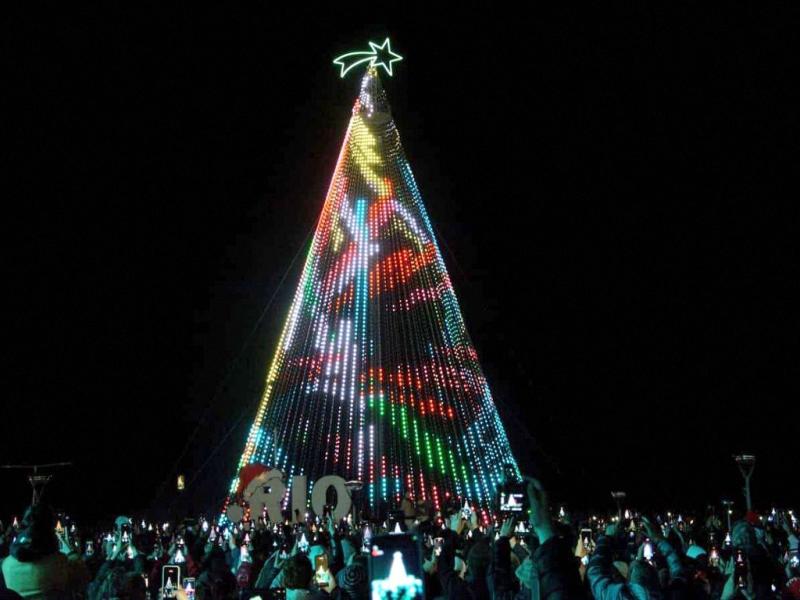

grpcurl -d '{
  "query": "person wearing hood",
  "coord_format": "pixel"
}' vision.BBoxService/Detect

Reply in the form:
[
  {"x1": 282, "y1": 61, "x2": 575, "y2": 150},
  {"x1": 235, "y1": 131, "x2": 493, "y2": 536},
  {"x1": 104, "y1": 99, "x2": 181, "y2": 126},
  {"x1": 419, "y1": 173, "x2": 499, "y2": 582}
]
[
  {"x1": 435, "y1": 512, "x2": 486, "y2": 599},
  {"x1": 719, "y1": 520, "x2": 784, "y2": 600},
  {"x1": 334, "y1": 538, "x2": 367, "y2": 600},
  {"x1": 511, "y1": 478, "x2": 585, "y2": 600},
  {"x1": 0, "y1": 505, "x2": 88, "y2": 599},
  {"x1": 587, "y1": 516, "x2": 685, "y2": 600}
]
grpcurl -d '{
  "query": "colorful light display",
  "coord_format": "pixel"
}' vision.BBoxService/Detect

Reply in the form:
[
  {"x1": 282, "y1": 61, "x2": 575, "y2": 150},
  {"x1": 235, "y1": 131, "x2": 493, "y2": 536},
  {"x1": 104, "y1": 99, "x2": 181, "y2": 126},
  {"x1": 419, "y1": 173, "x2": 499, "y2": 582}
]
[
  {"x1": 333, "y1": 38, "x2": 403, "y2": 78},
  {"x1": 229, "y1": 64, "x2": 519, "y2": 519}
]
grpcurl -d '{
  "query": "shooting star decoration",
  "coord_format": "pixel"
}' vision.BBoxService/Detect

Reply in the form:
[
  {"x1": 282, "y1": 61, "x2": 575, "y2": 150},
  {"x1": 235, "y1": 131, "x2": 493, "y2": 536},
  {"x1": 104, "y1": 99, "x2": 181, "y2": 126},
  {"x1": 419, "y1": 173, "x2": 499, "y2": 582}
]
[{"x1": 333, "y1": 38, "x2": 403, "y2": 78}]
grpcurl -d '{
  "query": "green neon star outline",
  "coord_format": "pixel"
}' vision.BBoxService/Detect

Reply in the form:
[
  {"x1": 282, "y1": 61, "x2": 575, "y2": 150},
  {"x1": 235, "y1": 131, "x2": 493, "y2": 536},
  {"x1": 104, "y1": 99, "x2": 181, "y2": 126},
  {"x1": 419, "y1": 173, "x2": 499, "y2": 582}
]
[
  {"x1": 333, "y1": 37, "x2": 403, "y2": 78},
  {"x1": 368, "y1": 38, "x2": 403, "y2": 76}
]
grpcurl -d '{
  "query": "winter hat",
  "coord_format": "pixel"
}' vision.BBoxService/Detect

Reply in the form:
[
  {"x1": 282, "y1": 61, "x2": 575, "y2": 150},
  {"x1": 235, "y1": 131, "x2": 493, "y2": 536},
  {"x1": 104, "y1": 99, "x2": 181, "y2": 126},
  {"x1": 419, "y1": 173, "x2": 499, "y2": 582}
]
[
  {"x1": 784, "y1": 577, "x2": 800, "y2": 600},
  {"x1": 745, "y1": 511, "x2": 760, "y2": 526},
  {"x1": 337, "y1": 558, "x2": 368, "y2": 600}
]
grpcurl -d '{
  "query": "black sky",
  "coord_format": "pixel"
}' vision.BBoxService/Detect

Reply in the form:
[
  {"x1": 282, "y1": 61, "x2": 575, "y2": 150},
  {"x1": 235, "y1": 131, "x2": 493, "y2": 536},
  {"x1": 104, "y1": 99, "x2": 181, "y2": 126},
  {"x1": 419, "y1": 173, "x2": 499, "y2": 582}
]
[{"x1": 3, "y1": 7, "x2": 799, "y2": 521}]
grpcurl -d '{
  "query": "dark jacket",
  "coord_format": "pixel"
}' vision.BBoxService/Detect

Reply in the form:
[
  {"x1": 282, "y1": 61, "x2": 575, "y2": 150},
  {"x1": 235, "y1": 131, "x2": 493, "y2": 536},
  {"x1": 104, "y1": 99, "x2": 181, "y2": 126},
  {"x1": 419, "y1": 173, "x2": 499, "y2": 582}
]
[
  {"x1": 587, "y1": 536, "x2": 685, "y2": 600},
  {"x1": 489, "y1": 535, "x2": 518, "y2": 598},
  {"x1": 437, "y1": 529, "x2": 488, "y2": 600},
  {"x1": 532, "y1": 535, "x2": 586, "y2": 600}
]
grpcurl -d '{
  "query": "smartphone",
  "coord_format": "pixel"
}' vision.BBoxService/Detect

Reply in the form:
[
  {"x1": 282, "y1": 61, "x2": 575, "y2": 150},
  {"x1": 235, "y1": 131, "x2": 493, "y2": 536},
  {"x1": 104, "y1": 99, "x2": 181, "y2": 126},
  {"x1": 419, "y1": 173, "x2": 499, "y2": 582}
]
[
  {"x1": 643, "y1": 539, "x2": 654, "y2": 562},
  {"x1": 161, "y1": 565, "x2": 181, "y2": 599},
  {"x1": 368, "y1": 533, "x2": 424, "y2": 599},
  {"x1": 297, "y1": 532, "x2": 309, "y2": 553},
  {"x1": 498, "y1": 488, "x2": 526, "y2": 516},
  {"x1": 433, "y1": 537, "x2": 444, "y2": 556},
  {"x1": 388, "y1": 510, "x2": 406, "y2": 533},
  {"x1": 85, "y1": 541, "x2": 94, "y2": 556},
  {"x1": 580, "y1": 528, "x2": 593, "y2": 549},
  {"x1": 315, "y1": 555, "x2": 330, "y2": 587},
  {"x1": 183, "y1": 577, "x2": 196, "y2": 600},
  {"x1": 709, "y1": 547, "x2": 720, "y2": 568}
]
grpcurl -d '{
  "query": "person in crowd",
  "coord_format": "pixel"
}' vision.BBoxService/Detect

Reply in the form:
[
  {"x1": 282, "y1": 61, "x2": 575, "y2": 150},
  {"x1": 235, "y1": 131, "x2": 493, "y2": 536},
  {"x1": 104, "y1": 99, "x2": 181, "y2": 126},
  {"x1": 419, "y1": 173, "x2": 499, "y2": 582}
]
[
  {"x1": 195, "y1": 544, "x2": 237, "y2": 600},
  {"x1": 1, "y1": 478, "x2": 797, "y2": 600},
  {"x1": 586, "y1": 514, "x2": 685, "y2": 600},
  {"x1": 334, "y1": 551, "x2": 367, "y2": 600},
  {"x1": 282, "y1": 553, "x2": 334, "y2": 599},
  {"x1": 435, "y1": 511, "x2": 491, "y2": 599},
  {"x1": 518, "y1": 477, "x2": 586, "y2": 600},
  {"x1": 0, "y1": 505, "x2": 88, "y2": 600}
]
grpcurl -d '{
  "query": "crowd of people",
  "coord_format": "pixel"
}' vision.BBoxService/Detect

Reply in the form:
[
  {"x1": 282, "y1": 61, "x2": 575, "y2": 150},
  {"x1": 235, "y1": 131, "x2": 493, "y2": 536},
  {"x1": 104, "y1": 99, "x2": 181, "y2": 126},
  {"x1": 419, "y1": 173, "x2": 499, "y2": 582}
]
[{"x1": 0, "y1": 477, "x2": 797, "y2": 600}]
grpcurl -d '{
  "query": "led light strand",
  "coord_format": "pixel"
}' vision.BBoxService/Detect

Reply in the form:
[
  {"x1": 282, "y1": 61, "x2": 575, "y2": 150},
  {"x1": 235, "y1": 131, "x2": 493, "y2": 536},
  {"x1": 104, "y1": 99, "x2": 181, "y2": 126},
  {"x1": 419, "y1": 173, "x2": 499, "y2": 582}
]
[{"x1": 227, "y1": 66, "x2": 520, "y2": 516}]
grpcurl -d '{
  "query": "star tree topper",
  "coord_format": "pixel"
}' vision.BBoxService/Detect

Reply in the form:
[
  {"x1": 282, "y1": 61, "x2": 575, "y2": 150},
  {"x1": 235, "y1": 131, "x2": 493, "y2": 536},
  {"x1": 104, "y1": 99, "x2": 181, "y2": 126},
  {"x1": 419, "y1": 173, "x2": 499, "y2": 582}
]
[{"x1": 333, "y1": 38, "x2": 403, "y2": 78}]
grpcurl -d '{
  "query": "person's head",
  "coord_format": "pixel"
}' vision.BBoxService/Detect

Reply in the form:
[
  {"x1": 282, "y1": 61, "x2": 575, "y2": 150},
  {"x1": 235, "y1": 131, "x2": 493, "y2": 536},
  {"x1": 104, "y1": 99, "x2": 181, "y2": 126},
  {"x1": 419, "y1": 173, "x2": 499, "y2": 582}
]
[
  {"x1": 201, "y1": 545, "x2": 228, "y2": 574},
  {"x1": 10, "y1": 504, "x2": 58, "y2": 561},
  {"x1": 731, "y1": 520, "x2": 757, "y2": 552},
  {"x1": 100, "y1": 566, "x2": 146, "y2": 600},
  {"x1": 337, "y1": 554, "x2": 368, "y2": 598},
  {"x1": 629, "y1": 559, "x2": 660, "y2": 590},
  {"x1": 466, "y1": 540, "x2": 491, "y2": 579},
  {"x1": 284, "y1": 554, "x2": 313, "y2": 590}
]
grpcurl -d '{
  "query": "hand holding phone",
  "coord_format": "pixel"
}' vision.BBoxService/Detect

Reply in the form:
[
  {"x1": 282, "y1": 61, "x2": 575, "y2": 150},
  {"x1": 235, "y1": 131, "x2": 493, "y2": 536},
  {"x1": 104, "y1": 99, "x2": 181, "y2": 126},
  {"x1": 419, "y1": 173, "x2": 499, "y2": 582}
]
[
  {"x1": 315, "y1": 555, "x2": 334, "y2": 590},
  {"x1": 161, "y1": 565, "x2": 181, "y2": 599}
]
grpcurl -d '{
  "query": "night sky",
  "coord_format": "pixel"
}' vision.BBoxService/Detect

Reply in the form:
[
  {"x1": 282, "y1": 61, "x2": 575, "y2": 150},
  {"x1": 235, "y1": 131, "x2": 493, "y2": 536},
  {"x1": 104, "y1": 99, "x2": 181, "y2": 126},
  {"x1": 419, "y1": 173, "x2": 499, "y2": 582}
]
[{"x1": 4, "y1": 8, "x2": 798, "y2": 521}]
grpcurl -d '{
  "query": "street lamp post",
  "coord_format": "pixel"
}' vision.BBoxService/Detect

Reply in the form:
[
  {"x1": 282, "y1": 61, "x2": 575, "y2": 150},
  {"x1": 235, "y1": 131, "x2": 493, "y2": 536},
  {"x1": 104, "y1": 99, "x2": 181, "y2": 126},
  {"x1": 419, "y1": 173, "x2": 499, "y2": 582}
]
[
  {"x1": 1, "y1": 463, "x2": 72, "y2": 505},
  {"x1": 734, "y1": 454, "x2": 756, "y2": 511},
  {"x1": 721, "y1": 499, "x2": 734, "y2": 532},
  {"x1": 611, "y1": 491, "x2": 626, "y2": 520}
]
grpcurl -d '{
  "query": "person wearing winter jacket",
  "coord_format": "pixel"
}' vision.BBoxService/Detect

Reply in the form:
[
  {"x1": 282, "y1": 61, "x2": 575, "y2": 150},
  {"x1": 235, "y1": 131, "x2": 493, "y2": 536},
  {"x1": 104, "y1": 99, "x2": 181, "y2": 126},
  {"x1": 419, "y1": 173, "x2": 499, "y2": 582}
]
[
  {"x1": 0, "y1": 505, "x2": 88, "y2": 600},
  {"x1": 513, "y1": 477, "x2": 586, "y2": 600},
  {"x1": 194, "y1": 545, "x2": 237, "y2": 600},
  {"x1": 587, "y1": 516, "x2": 685, "y2": 600},
  {"x1": 436, "y1": 517, "x2": 485, "y2": 600}
]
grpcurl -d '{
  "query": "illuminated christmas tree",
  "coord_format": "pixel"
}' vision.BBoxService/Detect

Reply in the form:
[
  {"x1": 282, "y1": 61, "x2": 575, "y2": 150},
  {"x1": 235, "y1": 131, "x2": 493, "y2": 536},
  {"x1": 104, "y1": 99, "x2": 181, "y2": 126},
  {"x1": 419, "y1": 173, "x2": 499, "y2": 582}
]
[{"x1": 229, "y1": 40, "x2": 519, "y2": 518}]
